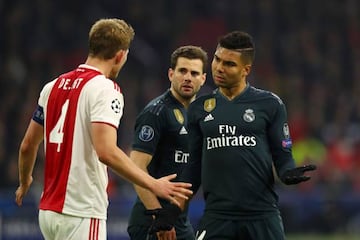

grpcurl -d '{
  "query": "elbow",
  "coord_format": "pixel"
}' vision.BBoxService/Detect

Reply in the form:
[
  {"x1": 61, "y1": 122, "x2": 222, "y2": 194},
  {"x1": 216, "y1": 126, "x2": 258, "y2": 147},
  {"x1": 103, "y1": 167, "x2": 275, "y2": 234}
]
[
  {"x1": 19, "y1": 139, "x2": 36, "y2": 155},
  {"x1": 97, "y1": 151, "x2": 111, "y2": 165},
  {"x1": 96, "y1": 147, "x2": 117, "y2": 166}
]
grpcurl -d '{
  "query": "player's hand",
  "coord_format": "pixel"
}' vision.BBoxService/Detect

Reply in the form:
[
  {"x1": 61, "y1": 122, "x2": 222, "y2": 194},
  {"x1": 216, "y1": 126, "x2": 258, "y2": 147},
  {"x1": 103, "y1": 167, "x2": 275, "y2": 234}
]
[
  {"x1": 145, "y1": 204, "x2": 182, "y2": 234},
  {"x1": 281, "y1": 164, "x2": 317, "y2": 185},
  {"x1": 15, "y1": 177, "x2": 33, "y2": 206},
  {"x1": 153, "y1": 174, "x2": 192, "y2": 206},
  {"x1": 156, "y1": 227, "x2": 176, "y2": 240}
]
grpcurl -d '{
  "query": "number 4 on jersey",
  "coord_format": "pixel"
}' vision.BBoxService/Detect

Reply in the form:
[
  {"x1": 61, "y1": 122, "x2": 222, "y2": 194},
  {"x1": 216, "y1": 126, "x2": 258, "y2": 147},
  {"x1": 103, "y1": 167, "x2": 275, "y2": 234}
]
[{"x1": 49, "y1": 100, "x2": 69, "y2": 152}]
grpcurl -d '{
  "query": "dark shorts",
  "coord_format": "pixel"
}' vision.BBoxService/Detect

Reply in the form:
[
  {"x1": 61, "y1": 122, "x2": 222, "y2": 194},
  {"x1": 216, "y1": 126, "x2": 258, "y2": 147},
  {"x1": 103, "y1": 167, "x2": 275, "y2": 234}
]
[{"x1": 195, "y1": 214, "x2": 285, "y2": 240}]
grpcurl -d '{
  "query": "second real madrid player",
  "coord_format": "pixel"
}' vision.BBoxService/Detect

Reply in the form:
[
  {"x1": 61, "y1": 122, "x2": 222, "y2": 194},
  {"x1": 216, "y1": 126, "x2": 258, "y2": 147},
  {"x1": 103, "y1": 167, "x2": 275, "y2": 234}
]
[
  {"x1": 160, "y1": 31, "x2": 316, "y2": 240},
  {"x1": 127, "y1": 46, "x2": 208, "y2": 240}
]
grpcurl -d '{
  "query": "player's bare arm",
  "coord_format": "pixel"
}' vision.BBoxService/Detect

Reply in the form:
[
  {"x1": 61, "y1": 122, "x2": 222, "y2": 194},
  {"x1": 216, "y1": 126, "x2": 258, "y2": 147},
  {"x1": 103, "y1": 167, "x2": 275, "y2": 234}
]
[
  {"x1": 91, "y1": 122, "x2": 192, "y2": 205},
  {"x1": 131, "y1": 150, "x2": 163, "y2": 209},
  {"x1": 15, "y1": 120, "x2": 44, "y2": 206}
]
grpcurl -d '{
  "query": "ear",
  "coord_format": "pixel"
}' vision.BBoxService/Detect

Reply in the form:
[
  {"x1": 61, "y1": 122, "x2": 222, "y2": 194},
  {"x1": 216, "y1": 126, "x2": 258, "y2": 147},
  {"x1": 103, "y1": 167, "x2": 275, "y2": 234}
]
[
  {"x1": 243, "y1": 64, "x2": 252, "y2": 76},
  {"x1": 200, "y1": 73, "x2": 207, "y2": 86},
  {"x1": 168, "y1": 68, "x2": 174, "y2": 82},
  {"x1": 115, "y1": 50, "x2": 128, "y2": 64}
]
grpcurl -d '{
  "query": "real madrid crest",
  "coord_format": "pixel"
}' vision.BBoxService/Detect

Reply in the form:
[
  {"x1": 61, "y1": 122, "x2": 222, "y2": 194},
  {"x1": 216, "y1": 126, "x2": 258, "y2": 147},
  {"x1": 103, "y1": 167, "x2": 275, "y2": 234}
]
[
  {"x1": 204, "y1": 98, "x2": 216, "y2": 112},
  {"x1": 243, "y1": 109, "x2": 255, "y2": 122},
  {"x1": 173, "y1": 109, "x2": 184, "y2": 124}
]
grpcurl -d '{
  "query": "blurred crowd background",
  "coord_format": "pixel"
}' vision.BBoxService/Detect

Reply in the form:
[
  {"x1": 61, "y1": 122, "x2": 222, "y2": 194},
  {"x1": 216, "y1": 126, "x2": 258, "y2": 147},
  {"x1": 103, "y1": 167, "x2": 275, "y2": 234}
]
[{"x1": 1, "y1": 0, "x2": 360, "y2": 238}]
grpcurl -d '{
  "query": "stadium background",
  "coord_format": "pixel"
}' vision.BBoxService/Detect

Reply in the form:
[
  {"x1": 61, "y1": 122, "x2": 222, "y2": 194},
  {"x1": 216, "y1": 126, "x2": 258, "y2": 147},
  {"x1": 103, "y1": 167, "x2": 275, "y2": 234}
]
[{"x1": 1, "y1": 0, "x2": 360, "y2": 239}]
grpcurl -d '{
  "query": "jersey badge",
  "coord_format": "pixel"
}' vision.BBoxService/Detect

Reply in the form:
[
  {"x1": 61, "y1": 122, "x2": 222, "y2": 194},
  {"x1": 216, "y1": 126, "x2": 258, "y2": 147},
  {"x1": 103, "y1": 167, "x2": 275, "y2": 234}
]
[
  {"x1": 111, "y1": 98, "x2": 122, "y2": 114},
  {"x1": 282, "y1": 139, "x2": 292, "y2": 148},
  {"x1": 204, "y1": 114, "x2": 214, "y2": 122},
  {"x1": 204, "y1": 98, "x2": 216, "y2": 112},
  {"x1": 195, "y1": 230, "x2": 206, "y2": 240},
  {"x1": 283, "y1": 123, "x2": 290, "y2": 138},
  {"x1": 282, "y1": 123, "x2": 292, "y2": 148},
  {"x1": 243, "y1": 109, "x2": 255, "y2": 122},
  {"x1": 139, "y1": 125, "x2": 154, "y2": 142},
  {"x1": 179, "y1": 126, "x2": 188, "y2": 135},
  {"x1": 173, "y1": 109, "x2": 184, "y2": 124}
]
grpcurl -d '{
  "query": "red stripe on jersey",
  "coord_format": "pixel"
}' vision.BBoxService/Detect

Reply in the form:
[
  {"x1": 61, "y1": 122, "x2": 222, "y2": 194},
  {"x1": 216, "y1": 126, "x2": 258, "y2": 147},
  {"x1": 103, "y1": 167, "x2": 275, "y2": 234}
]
[
  {"x1": 91, "y1": 121, "x2": 118, "y2": 129},
  {"x1": 113, "y1": 81, "x2": 121, "y2": 93},
  {"x1": 39, "y1": 67, "x2": 101, "y2": 212}
]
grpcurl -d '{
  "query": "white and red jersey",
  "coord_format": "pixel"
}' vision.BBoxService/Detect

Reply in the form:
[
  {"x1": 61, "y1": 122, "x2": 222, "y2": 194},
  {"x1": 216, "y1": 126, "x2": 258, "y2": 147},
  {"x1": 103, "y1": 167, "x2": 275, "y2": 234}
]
[{"x1": 37, "y1": 64, "x2": 124, "y2": 219}]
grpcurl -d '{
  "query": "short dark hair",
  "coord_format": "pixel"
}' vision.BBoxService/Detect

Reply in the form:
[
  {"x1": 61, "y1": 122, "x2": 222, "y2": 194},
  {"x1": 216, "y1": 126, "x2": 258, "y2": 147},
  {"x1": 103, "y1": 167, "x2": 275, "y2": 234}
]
[
  {"x1": 218, "y1": 31, "x2": 255, "y2": 64},
  {"x1": 170, "y1": 45, "x2": 208, "y2": 73}
]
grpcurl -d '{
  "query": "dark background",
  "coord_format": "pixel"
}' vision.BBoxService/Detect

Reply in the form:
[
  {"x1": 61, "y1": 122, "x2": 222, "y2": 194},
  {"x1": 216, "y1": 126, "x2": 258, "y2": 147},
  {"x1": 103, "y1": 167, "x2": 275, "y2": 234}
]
[{"x1": 1, "y1": 0, "x2": 360, "y2": 238}]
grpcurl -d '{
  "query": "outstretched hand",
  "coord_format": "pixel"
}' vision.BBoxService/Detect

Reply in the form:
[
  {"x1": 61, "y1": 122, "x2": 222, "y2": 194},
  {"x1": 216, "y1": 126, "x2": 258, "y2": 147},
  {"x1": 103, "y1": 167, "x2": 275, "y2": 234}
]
[
  {"x1": 281, "y1": 164, "x2": 317, "y2": 185},
  {"x1": 153, "y1": 174, "x2": 192, "y2": 206}
]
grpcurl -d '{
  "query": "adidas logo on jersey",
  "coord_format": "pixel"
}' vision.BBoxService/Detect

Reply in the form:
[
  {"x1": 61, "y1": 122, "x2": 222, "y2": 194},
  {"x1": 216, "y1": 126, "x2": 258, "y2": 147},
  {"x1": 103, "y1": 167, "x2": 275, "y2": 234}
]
[
  {"x1": 179, "y1": 126, "x2": 188, "y2": 135},
  {"x1": 204, "y1": 114, "x2": 214, "y2": 122}
]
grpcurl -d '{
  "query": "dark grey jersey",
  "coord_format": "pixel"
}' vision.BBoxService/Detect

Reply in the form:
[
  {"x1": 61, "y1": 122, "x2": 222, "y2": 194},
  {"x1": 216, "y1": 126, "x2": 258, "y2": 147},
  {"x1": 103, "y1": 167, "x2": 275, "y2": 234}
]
[
  {"x1": 128, "y1": 90, "x2": 192, "y2": 234},
  {"x1": 181, "y1": 84, "x2": 296, "y2": 219}
]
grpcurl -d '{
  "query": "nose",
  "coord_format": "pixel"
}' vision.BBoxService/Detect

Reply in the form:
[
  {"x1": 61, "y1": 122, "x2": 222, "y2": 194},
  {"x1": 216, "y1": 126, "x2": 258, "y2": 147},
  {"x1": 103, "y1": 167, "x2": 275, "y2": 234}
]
[{"x1": 184, "y1": 71, "x2": 192, "y2": 81}]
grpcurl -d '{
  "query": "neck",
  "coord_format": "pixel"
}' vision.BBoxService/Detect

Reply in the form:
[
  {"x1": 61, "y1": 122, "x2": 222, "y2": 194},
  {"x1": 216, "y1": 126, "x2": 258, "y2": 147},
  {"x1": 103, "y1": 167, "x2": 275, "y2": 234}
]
[
  {"x1": 85, "y1": 57, "x2": 112, "y2": 78},
  {"x1": 170, "y1": 88, "x2": 194, "y2": 109},
  {"x1": 219, "y1": 81, "x2": 247, "y2": 100}
]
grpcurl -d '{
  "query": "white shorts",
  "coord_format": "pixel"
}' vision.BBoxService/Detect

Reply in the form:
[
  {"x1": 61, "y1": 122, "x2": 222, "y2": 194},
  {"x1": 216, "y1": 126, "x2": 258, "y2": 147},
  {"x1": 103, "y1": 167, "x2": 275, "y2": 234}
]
[{"x1": 39, "y1": 210, "x2": 106, "y2": 240}]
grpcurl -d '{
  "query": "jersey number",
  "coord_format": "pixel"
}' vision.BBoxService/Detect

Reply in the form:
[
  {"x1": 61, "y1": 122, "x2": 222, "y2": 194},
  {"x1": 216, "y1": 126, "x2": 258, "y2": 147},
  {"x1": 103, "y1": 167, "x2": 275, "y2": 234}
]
[{"x1": 49, "y1": 100, "x2": 69, "y2": 152}]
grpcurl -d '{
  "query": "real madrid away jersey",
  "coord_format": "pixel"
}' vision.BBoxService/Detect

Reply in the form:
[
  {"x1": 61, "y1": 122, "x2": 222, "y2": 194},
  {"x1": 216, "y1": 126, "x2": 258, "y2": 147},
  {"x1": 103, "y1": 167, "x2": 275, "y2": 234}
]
[
  {"x1": 128, "y1": 90, "x2": 191, "y2": 231},
  {"x1": 35, "y1": 64, "x2": 124, "y2": 219},
  {"x1": 180, "y1": 84, "x2": 296, "y2": 219}
]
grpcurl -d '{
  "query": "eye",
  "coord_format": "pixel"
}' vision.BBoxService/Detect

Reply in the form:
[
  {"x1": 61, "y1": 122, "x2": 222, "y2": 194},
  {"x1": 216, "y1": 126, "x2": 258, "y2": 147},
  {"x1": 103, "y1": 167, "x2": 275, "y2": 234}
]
[
  {"x1": 191, "y1": 71, "x2": 200, "y2": 77},
  {"x1": 223, "y1": 61, "x2": 237, "y2": 67},
  {"x1": 178, "y1": 68, "x2": 187, "y2": 74}
]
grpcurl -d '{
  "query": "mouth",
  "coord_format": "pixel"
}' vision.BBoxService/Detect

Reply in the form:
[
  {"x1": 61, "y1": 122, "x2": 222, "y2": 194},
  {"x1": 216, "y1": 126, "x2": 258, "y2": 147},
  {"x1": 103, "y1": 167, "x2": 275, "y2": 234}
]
[
  {"x1": 182, "y1": 85, "x2": 193, "y2": 91},
  {"x1": 214, "y1": 75, "x2": 225, "y2": 83}
]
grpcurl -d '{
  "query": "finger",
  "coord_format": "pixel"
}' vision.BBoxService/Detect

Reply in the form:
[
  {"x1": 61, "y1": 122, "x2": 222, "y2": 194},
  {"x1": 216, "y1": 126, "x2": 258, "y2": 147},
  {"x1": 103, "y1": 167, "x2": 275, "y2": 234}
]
[
  {"x1": 299, "y1": 176, "x2": 311, "y2": 182},
  {"x1": 302, "y1": 164, "x2": 317, "y2": 172},
  {"x1": 171, "y1": 190, "x2": 192, "y2": 201},
  {"x1": 15, "y1": 190, "x2": 23, "y2": 206},
  {"x1": 289, "y1": 176, "x2": 310, "y2": 184},
  {"x1": 15, "y1": 196, "x2": 22, "y2": 206},
  {"x1": 173, "y1": 182, "x2": 192, "y2": 188},
  {"x1": 170, "y1": 197, "x2": 180, "y2": 207},
  {"x1": 163, "y1": 174, "x2": 177, "y2": 181},
  {"x1": 297, "y1": 164, "x2": 316, "y2": 173},
  {"x1": 171, "y1": 183, "x2": 193, "y2": 198}
]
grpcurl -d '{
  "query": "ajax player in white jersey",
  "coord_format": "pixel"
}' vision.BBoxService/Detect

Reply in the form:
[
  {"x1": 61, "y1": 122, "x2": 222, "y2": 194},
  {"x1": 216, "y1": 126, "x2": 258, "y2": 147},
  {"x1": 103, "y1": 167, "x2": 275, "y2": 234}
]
[{"x1": 15, "y1": 18, "x2": 192, "y2": 240}]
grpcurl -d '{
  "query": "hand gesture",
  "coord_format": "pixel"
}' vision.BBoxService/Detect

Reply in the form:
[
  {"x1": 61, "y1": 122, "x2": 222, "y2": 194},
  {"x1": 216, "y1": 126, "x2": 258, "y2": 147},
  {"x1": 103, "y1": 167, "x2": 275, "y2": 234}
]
[
  {"x1": 281, "y1": 164, "x2": 317, "y2": 185},
  {"x1": 153, "y1": 174, "x2": 192, "y2": 206}
]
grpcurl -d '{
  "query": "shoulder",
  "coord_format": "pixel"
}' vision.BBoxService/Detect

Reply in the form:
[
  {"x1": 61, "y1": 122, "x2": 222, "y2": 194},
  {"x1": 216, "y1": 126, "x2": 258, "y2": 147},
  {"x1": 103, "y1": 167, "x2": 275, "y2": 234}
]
[
  {"x1": 86, "y1": 75, "x2": 121, "y2": 91},
  {"x1": 42, "y1": 78, "x2": 58, "y2": 93},
  {"x1": 39, "y1": 78, "x2": 58, "y2": 103},
  {"x1": 248, "y1": 86, "x2": 284, "y2": 106},
  {"x1": 141, "y1": 91, "x2": 172, "y2": 116},
  {"x1": 83, "y1": 76, "x2": 123, "y2": 103}
]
